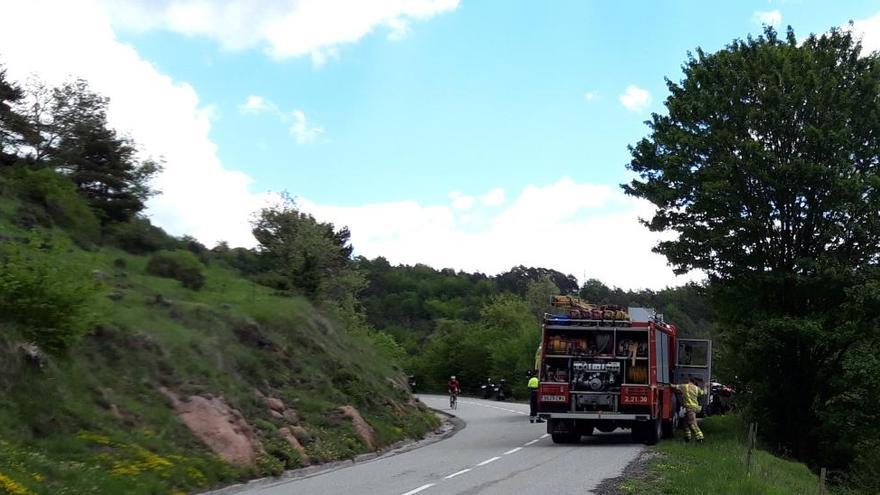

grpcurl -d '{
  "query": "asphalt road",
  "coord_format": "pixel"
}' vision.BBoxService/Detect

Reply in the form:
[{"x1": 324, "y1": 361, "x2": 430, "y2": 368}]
[{"x1": 240, "y1": 395, "x2": 643, "y2": 495}]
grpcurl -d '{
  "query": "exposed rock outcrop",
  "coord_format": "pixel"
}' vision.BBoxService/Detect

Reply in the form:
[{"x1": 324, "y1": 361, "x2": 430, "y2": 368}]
[
  {"x1": 160, "y1": 387, "x2": 263, "y2": 467},
  {"x1": 290, "y1": 426, "x2": 312, "y2": 444},
  {"x1": 282, "y1": 408, "x2": 299, "y2": 423},
  {"x1": 338, "y1": 405, "x2": 377, "y2": 451},
  {"x1": 278, "y1": 427, "x2": 310, "y2": 465},
  {"x1": 265, "y1": 397, "x2": 285, "y2": 412}
]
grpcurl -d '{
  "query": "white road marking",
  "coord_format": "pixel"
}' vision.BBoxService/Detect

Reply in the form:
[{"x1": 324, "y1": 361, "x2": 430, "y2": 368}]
[
  {"x1": 401, "y1": 483, "x2": 435, "y2": 495},
  {"x1": 503, "y1": 447, "x2": 523, "y2": 455},
  {"x1": 476, "y1": 456, "x2": 501, "y2": 467},
  {"x1": 457, "y1": 400, "x2": 529, "y2": 415},
  {"x1": 540, "y1": 433, "x2": 550, "y2": 439},
  {"x1": 444, "y1": 469, "x2": 471, "y2": 479},
  {"x1": 524, "y1": 439, "x2": 540, "y2": 446}
]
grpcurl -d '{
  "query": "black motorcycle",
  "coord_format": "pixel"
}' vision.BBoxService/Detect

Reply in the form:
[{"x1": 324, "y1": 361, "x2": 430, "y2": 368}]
[
  {"x1": 482, "y1": 379, "x2": 494, "y2": 399},
  {"x1": 707, "y1": 381, "x2": 734, "y2": 415},
  {"x1": 494, "y1": 378, "x2": 507, "y2": 401}
]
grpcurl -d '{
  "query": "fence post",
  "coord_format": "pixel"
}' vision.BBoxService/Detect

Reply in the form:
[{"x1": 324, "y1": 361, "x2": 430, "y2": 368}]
[
  {"x1": 746, "y1": 422, "x2": 755, "y2": 476},
  {"x1": 819, "y1": 467, "x2": 827, "y2": 495}
]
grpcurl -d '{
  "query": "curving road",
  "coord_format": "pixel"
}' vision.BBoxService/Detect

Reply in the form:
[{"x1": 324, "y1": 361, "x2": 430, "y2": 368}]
[{"x1": 237, "y1": 395, "x2": 643, "y2": 495}]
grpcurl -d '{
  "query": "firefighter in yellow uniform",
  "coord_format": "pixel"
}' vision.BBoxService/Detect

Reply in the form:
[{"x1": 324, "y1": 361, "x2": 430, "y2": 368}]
[{"x1": 674, "y1": 377, "x2": 705, "y2": 442}]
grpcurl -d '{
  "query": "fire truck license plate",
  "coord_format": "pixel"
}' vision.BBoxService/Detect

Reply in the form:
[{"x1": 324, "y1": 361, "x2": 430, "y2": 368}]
[{"x1": 541, "y1": 395, "x2": 566, "y2": 402}]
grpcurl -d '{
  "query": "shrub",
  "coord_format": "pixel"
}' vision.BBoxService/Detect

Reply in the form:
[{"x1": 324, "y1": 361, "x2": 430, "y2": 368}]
[
  {"x1": 106, "y1": 217, "x2": 177, "y2": 254},
  {"x1": 146, "y1": 250, "x2": 206, "y2": 290},
  {"x1": 12, "y1": 203, "x2": 52, "y2": 229},
  {"x1": 12, "y1": 167, "x2": 101, "y2": 246},
  {"x1": 0, "y1": 236, "x2": 97, "y2": 353}
]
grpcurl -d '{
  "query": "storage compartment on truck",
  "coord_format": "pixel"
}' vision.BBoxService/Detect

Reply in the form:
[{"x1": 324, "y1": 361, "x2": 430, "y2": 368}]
[
  {"x1": 571, "y1": 360, "x2": 621, "y2": 392},
  {"x1": 540, "y1": 357, "x2": 569, "y2": 382},
  {"x1": 573, "y1": 393, "x2": 616, "y2": 412}
]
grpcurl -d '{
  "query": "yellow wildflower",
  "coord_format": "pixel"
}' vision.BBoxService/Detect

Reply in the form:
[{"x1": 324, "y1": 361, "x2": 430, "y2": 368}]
[{"x1": 0, "y1": 471, "x2": 34, "y2": 495}]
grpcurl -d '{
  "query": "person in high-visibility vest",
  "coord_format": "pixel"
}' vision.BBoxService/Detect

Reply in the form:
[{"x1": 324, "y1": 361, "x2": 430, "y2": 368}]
[
  {"x1": 674, "y1": 377, "x2": 705, "y2": 442},
  {"x1": 528, "y1": 371, "x2": 543, "y2": 423}
]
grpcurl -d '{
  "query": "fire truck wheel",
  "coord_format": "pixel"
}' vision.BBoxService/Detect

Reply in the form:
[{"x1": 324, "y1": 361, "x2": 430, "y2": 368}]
[
  {"x1": 630, "y1": 426, "x2": 644, "y2": 443},
  {"x1": 662, "y1": 398, "x2": 679, "y2": 439},
  {"x1": 643, "y1": 418, "x2": 662, "y2": 445}
]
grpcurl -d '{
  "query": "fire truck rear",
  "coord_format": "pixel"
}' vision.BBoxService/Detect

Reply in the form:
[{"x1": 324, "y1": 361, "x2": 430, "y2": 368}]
[{"x1": 536, "y1": 297, "x2": 711, "y2": 444}]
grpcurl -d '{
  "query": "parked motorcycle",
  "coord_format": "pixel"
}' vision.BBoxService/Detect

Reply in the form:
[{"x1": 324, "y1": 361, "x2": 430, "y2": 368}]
[
  {"x1": 706, "y1": 381, "x2": 734, "y2": 415},
  {"x1": 494, "y1": 378, "x2": 507, "y2": 401},
  {"x1": 482, "y1": 379, "x2": 494, "y2": 399}
]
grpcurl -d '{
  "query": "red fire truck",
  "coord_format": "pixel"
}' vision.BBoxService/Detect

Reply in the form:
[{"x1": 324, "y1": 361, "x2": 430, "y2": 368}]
[{"x1": 536, "y1": 305, "x2": 711, "y2": 444}]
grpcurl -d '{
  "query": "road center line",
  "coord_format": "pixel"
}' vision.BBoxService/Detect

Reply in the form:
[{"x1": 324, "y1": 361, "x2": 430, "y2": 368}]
[
  {"x1": 444, "y1": 469, "x2": 471, "y2": 479},
  {"x1": 524, "y1": 439, "x2": 540, "y2": 446},
  {"x1": 476, "y1": 456, "x2": 501, "y2": 467},
  {"x1": 503, "y1": 447, "x2": 522, "y2": 455},
  {"x1": 401, "y1": 483, "x2": 435, "y2": 495},
  {"x1": 457, "y1": 400, "x2": 529, "y2": 416}
]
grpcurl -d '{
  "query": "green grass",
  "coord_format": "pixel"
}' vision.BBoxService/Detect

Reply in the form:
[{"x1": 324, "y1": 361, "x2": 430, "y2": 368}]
[
  {"x1": 0, "y1": 190, "x2": 440, "y2": 494},
  {"x1": 618, "y1": 415, "x2": 824, "y2": 495}
]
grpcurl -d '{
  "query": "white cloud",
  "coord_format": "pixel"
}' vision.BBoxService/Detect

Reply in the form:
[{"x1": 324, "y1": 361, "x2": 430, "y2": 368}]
[
  {"x1": 619, "y1": 85, "x2": 651, "y2": 112},
  {"x1": 448, "y1": 191, "x2": 476, "y2": 211},
  {"x1": 449, "y1": 188, "x2": 505, "y2": 210},
  {"x1": 240, "y1": 95, "x2": 276, "y2": 113},
  {"x1": 0, "y1": 0, "x2": 269, "y2": 247},
  {"x1": 386, "y1": 18, "x2": 411, "y2": 41},
  {"x1": 240, "y1": 96, "x2": 325, "y2": 143},
  {"x1": 848, "y1": 12, "x2": 880, "y2": 54},
  {"x1": 301, "y1": 178, "x2": 701, "y2": 290},
  {"x1": 753, "y1": 10, "x2": 782, "y2": 28},
  {"x1": 583, "y1": 91, "x2": 596, "y2": 102},
  {"x1": 481, "y1": 188, "x2": 505, "y2": 207},
  {"x1": 101, "y1": 0, "x2": 460, "y2": 63},
  {"x1": 289, "y1": 109, "x2": 324, "y2": 144}
]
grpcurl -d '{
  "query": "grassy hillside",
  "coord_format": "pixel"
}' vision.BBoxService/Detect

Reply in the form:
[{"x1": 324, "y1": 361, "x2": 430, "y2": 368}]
[{"x1": 0, "y1": 172, "x2": 438, "y2": 495}]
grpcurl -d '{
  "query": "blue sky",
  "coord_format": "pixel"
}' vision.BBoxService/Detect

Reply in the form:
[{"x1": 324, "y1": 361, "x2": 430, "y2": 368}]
[
  {"x1": 119, "y1": 0, "x2": 880, "y2": 206},
  {"x1": 3, "y1": 0, "x2": 880, "y2": 288}
]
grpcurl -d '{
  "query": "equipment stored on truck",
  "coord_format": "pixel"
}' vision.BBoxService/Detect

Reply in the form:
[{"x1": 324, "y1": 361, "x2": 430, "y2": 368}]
[{"x1": 536, "y1": 301, "x2": 711, "y2": 445}]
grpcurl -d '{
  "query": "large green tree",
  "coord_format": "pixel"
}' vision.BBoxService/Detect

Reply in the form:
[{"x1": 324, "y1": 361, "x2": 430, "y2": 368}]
[
  {"x1": 24, "y1": 79, "x2": 160, "y2": 223},
  {"x1": 252, "y1": 195, "x2": 365, "y2": 308},
  {"x1": 0, "y1": 67, "x2": 36, "y2": 164},
  {"x1": 625, "y1": 26, "x2": 880, "y2": 483}
]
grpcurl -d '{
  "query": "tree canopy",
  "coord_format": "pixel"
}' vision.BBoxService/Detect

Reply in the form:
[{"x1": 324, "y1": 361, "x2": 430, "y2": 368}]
[
  {"x1": 0, "y1": 69, "x2": 36, "y2": 164},
  {"x1": 625, "y1": 27, "x2": 880, "y2": 282},
  {"x1": 625, "y1": 26, "x2": 880, "y2": 486},
  {"x1": 252, "y1": 195, "x2": 364, "y2": 308}
]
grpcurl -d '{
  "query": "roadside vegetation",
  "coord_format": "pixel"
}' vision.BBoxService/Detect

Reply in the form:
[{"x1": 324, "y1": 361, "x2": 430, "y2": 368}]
[{"x1": 617, "y1": 416, "x2": 821, "y2": 495}]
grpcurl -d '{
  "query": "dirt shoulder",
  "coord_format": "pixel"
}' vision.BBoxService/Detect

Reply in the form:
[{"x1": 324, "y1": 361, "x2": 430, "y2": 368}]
[{"x1": 593, "y1": 448, "x2": 661, "y2": 495}]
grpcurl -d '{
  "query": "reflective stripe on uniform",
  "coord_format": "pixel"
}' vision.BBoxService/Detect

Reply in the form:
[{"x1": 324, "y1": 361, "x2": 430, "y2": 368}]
[{"x1": 676, "y1": 383, "x2": 703, "y2": 410}]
